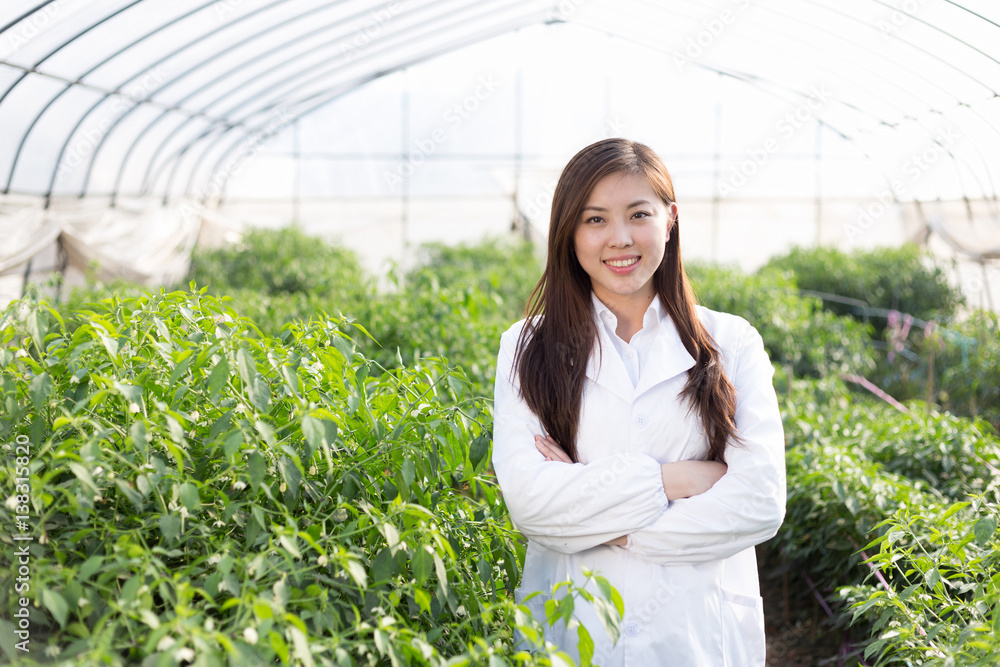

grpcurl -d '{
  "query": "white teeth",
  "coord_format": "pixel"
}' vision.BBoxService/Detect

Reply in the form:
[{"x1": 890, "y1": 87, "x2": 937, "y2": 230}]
[{"x1": 606, "y1": 258, "x2": 638, "y2": 268}]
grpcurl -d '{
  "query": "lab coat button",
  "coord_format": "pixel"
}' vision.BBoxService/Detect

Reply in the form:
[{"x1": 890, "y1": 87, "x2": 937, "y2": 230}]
[
  {"x1": 634, "y1": 414, "x2": 648, "y2": 428},
  {"x1": 624, "y1": 622, "x2": 641, "y2": 637}
]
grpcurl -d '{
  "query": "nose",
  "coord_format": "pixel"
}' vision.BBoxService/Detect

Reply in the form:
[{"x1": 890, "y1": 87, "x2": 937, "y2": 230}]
[{"x1": 607, "y1": 219, "x2": 633, "y2": 248}]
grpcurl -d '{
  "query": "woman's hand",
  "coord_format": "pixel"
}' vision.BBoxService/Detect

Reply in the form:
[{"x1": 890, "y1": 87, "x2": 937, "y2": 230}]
[
  {"x1": 660, "y1": 460, "x2": 728, "y2": 500},
  {"x1": 534, "y1": 434, "x2": 572, "y2": 463}
]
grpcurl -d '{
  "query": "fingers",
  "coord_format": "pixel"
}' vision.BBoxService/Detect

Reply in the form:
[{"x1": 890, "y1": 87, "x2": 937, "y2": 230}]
[{"x1": 534, "y1": 434, "x2": 572, "y2": 463}]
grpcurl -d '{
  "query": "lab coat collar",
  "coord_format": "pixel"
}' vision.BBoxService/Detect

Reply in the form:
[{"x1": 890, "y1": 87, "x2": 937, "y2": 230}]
[{"x1": 586, "y1": 293, "x2": 697, "y2": 403}]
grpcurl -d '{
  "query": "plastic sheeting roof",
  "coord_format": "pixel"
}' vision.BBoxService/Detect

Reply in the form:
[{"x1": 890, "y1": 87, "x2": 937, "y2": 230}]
[{"x1": 1, "y1": 0, "x2": 1000, "y2": 206}]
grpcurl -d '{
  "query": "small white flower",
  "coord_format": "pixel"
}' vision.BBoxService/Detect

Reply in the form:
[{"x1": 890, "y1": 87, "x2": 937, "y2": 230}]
[
  {"x1": 308, "y1": 466, "x2": 317, "y2": 476},
  {"x1": 78, "y1": 598, "x2": 89, "y2": 607},
  {"x1": 317, "y1": 555, "x2": 328, "y2": 567},
  {"x1": 279, "y1": 482, "x2": 287, "y2": 493},
  {"x1": 157, "y1": 636, "x2": 175, "y2": 652},
  {"x1": 205, "y1": 617, "x2": 215, "y2": 632},
  {"x1": 208, "y1": 553, "x2": 222, "y2": 565},
  {"x1": 232, "y1": 480, "x2": 247, "y2": 491},
  {"x1": 176, "y1": 647, "x2": 195, "y2": 662},
  {"x1": 243, "y1": 627, "x2": 258, "y2": 645},
  {"x1": 129, "y1": 403, "x2": 140, "y2": 413}
]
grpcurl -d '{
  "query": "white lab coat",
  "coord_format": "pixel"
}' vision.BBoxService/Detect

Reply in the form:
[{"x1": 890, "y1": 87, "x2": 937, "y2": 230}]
[{"x1": 492, "y1": 303, "x2": 786, "y2": 667}]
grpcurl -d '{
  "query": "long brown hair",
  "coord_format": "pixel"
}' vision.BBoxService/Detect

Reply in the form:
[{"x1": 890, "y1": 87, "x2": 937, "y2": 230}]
[{"x1": 514, "y1": 138, "x2": 740, "y2": 463}]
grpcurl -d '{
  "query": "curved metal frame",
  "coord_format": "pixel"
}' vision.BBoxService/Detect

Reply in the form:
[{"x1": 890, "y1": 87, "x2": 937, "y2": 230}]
[
  {"x1": 615, "y1": 0, "x2": 998, "y2": 201},
  {"x1": 149, "y1": 0, "x2": 537, "y2": 199},
  {"x1": 133, "y1": 0, "x2": 492, "y2": 198},
  {"x1": 0, "y1": 0, "x2": 997, "y2": 206}
]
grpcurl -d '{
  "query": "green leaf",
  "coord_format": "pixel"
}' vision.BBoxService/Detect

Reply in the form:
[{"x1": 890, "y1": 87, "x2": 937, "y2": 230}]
[
  {"x1": 577, "y1": 624, "x2": 595, "y2": 667},
  {"x1": 301, "y1": 415, "x2": 325, "y2": 458},
  {"x1": 247, "y1": 451, "x2": 266, "y2": 491},
  {"x1": 249, "y1": 376, "x2": 271, "y2": 412},
  {"x1": 28, "y1": 372, "x2": 52, "y2": 410},
  {"x1": 401, "y1": 458, "x2": 416, "y2": 490},
  {"x1": 278, "y1": 456, "x2": 301, "y2": 507},
  {"x1": 41, "y1": 588, "x2": 68, "y2": 628},
  {"x1": 179, "y1": 482, "x2": 200, "y2": 512},
  {"x1": 114, "y1": 479, "x2": 144, "y2": 511},
  {"x1": 269, "y1": 631, "x2": 289, "y2": 664},
  {"x1": 27, "y1": 309, "x2": 49, "y2": 351},
  {"x1": 255, "y1": 419, "x2": 276, "y2": 447},
  {"x1": 236, "y1": 347, "x2": 256, "y2": 387},
  {"x1": 160, "y1": 514, "x2": 181, "y2": 543},
  {"x1": 974, "y1": 516, "x2": 996, "y2": 547},
  {"x1": 78, "y1": 555, "x2": 104, "y2": 581},
  {"x1": 113, "y1": 381, "x2": 142, "y2": 405},
  {"x1": 130, "y1": 421, "x2": 150, "y2": 454},
  {"x1": 414, "y1": 588, "x2": 431, "y2": 614},
  {"x1": 345, "y1": 559, "x2": 368, "y2": 589},
  {"x1": 223, "y1": 430, "x2": 244, "y2": 459},
  {"x1": 412, "y1": 547, "x2": 433, "y2": 584},
  {"x1": 279, "y1": 534, "x2": 301, "y2": 559},
  {"x1": 371, "y1": 547, "x2": 398, "y2": 583},
  {"x1": 941, "y1": 501, "x2": 971, "y2": 520},
  {"x1": 68, "y1": 462, "x2": 97, "y2": 493},
  {"x1": 433, "y1": 552, "x2": 449, "y2": 596},
  {"x1": 469, "y1": 434, "x2": 490, "y2": 470},
  {"x1": 207, "y1": 357, "x2": 230, "y2": 402}
]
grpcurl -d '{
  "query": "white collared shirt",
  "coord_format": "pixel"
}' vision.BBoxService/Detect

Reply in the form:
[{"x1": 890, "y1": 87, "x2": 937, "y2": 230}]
[{"x1": 591, "y1": 292, "x2": 665, "y2": 388}]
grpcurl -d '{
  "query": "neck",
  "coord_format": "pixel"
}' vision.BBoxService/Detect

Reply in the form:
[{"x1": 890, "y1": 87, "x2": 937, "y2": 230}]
[{"x1": 596, "y1": 290, "x2": 655, "y2": 342}]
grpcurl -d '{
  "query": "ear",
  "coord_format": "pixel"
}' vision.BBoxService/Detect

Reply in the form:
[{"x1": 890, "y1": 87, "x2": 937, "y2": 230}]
[{"x1": 666, "y1": 202, "x2": 678, "y2": 241}]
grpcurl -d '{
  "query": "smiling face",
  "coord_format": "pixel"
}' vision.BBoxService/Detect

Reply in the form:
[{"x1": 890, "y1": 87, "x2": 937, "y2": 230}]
[{"x1": 572, "y1": 171, "x2": 676, "y2": 316}]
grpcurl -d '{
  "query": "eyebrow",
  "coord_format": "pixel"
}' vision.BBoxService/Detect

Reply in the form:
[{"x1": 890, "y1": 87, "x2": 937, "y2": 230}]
[{"x1": 582, "y1": 200, "x2": 654, "y2": 212}]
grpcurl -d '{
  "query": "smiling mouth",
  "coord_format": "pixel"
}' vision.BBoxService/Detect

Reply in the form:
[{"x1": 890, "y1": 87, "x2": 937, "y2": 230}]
[{"x1": 605, "y1": 258, "x2": 639, "y2": 268}]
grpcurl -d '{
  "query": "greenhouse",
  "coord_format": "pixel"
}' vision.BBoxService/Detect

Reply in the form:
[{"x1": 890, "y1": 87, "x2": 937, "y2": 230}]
[{"x1": 1, "y1": 1, "x2": 999, "y2": 665}]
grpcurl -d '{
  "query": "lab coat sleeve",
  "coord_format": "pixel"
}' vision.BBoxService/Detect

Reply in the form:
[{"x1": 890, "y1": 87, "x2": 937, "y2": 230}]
[
  {"x1": 625, "y1": 322, "x2": 786, "y2": 565},
  {"x1": 492, "y1": 322, "x2": 670, "y2": 554}
]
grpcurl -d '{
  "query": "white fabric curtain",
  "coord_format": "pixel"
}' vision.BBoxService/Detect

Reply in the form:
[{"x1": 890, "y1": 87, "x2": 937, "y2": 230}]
[{"x1": 0, "y1": 195, "x2": 244, "y2": 306}]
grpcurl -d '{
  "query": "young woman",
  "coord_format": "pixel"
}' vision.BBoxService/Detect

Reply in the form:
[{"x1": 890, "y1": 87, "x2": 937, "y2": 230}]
[{"x1": 492, "y1": 138, "x2": 785, "y2": 666}]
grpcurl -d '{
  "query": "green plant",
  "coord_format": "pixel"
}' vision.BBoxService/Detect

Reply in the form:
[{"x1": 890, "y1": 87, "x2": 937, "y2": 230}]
[
  {"x1": 842, "y1": 496, "x2": 1000, "y2": 665},
  {"x1": 764, "y1": 245, "x2": 964, "y2": 326},
  {"x1": 687, "y1": 263, "x2": 875, "y2": 378},
  {"x1": 0, "y1": 290, "x2": 598, "y2": 666}
]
